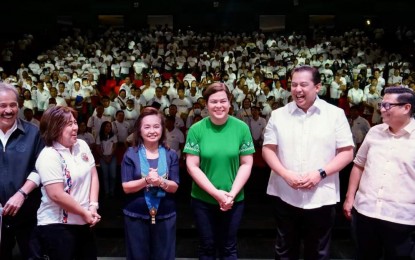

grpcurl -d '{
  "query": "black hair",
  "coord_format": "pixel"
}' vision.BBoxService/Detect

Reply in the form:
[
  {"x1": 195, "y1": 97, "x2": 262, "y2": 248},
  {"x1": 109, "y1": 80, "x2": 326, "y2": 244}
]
[
  {"x1": 384, "y1": 86, "x2": 415, "y2": 115},
  {"x1": 99, "y1": 121, "x2": 114, "y2": 141},
  {"x1": 291, "y1": 65, "x2": 321, "y2": 85}
]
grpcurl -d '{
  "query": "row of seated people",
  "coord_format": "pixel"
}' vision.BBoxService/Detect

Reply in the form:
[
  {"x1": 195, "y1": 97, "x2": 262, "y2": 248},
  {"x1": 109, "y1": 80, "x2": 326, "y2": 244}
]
[
  {"x1": 1, "y1": 24, "x2": 413, "y2": 112},
  {"x1": 3, "y1": 25, "x2": 415, "y2": 174}
]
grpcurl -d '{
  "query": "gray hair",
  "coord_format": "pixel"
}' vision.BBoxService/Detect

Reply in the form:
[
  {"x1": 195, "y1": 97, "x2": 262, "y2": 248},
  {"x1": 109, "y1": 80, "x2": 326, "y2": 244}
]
[{"x1": 0, "y1": 82, "x2": 19, "y2": 101}]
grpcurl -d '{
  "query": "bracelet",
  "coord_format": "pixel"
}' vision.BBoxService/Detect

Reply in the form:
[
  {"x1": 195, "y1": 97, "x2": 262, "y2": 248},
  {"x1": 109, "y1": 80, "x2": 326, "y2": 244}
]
[
  {"x1": 144, "y1": 176, "x2": 150, "y2": 184},
  {"x1": 159, "y1": 179, "x2": 168, "y2": 190},
  {"x1": 18, "y1": 189, "x2": 28, "y2": 200}
]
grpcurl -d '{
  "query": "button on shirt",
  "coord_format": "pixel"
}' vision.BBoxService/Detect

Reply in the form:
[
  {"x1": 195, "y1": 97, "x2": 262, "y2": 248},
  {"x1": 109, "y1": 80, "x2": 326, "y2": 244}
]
[
  {"x1": 353, "y1": 119, "x2": 415, "y2": 225},
  {"x1": 264, "y1": 98, "x2": 354, "y2": 209}
]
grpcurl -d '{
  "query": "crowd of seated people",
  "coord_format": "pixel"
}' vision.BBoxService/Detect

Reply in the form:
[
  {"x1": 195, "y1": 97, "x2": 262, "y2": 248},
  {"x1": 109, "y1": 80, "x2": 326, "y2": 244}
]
[{"x1": 1, "y1": 25, "x2": 415, "y2": 174}]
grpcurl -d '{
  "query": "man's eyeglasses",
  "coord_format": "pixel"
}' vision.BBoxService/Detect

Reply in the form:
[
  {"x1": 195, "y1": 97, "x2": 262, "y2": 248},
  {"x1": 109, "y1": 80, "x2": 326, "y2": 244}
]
[{"x1": 377, "y1": 102, "x2": 408, "y2": 110}]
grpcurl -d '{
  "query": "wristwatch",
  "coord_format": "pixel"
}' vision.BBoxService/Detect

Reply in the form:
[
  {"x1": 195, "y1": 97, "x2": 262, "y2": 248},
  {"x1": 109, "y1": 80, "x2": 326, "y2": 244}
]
[
  {"x1": 18, "y1": 189, "x2": 28, "y2": 200},
  {"x1": 318, "y1": 168, "x2": 327, "y2": 179}
]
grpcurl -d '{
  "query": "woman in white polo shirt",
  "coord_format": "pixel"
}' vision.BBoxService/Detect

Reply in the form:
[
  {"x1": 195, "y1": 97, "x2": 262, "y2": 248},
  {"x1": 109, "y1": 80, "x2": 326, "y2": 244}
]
[{"x1": 35, "y1": 106, "x2": 100, "y2": 260}]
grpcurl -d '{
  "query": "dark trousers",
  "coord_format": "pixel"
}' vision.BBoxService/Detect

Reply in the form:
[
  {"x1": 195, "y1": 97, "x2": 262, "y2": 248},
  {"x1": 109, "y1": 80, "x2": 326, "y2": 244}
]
[
  {"x1": 352, "y1": 209, "x2": 415, "y2": 259},
  {"x1": 273, "y1": 196, "x2": 335, "y2": 260},
  {"x1": 35, "y1": 224, "x2": 97, "y2": 260},
  {"x1": 124, "y1": 214, "x2": 176, "y2": 260},
  {"x1": 191, "y1": 198, "x2": 244, "y2": 260},
  {"x1": 0, "y1": 216, "x2": 36, "y2": 260}
]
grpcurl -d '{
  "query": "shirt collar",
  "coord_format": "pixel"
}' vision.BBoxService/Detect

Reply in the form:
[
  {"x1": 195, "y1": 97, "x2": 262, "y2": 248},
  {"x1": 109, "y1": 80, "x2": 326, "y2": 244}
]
[
  {"x1": 288, "y1": 96, "x2": 323, "y2": 115},
  {"x1": 8, "y1": 119, "x2": 19, "y2": 134},
  {"x1": 400, "y1": 118, "x2": 415, "y2": 134},
  {"x1": 52, "y1": 140, "x2": 80, "y2": 152},
  {"x1": 0, "y1": 119, "x2": 18, "y2": 138},
  {"x1": 382, "y1": 118, "x2": 415, "y2": 135}
]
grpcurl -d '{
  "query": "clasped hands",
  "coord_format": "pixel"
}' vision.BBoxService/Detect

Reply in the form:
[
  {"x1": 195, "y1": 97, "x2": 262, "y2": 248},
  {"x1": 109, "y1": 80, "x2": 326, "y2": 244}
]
[
  {"x1": 283, "y1": 170, "x2": 322, "y2": 190},
  {"x1": 85, "y1": 207, "x2": 101, "y2": 227},
  {"x1": 145, "y1": 168, "x2": 163, "y2": 186},
  {"x1": 215, "y1": 190, "x2": 234, "y2": 212}
]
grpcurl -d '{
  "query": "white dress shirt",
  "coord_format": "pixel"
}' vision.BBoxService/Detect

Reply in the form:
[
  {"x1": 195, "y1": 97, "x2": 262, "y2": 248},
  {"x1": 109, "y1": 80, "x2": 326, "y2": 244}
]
[
  {"x1": 264, "y1": 98, "x2": 354, "y2": 209},
  {"x1": 353, "y1": 120, "x2": 415, "y2": 225}
]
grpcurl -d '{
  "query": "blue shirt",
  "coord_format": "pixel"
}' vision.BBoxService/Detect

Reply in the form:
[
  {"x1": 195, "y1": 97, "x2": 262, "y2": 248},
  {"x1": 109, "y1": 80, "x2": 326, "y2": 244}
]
[
  {"x1": 121, "y1": 146, "x2": 180, "y2": 219},
  {"x1": 0, "y1": 119, "x2": 44, "y2": 222}
]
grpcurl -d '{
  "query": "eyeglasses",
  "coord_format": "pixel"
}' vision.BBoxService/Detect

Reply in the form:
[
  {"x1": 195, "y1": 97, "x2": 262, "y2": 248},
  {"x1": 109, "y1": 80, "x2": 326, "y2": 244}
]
[{"x1": 377, "y1": 102, "x2": 408, "y2": 110}]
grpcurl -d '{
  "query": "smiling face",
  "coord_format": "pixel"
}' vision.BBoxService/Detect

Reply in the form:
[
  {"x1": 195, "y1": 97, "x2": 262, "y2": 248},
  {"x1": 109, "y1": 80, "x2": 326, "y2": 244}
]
[
  {"x1": 0, "y1": 89, "x2": 18, "y2": 133},
  {"x1": 380, "y1": 93, "x2": 410, "y2": 127},
  {"x1": 140, "y1": 115, "x2": 162, "y2": 146},
  {"x1": 291, "y1": 70, "x2": 320, "y2": 112},
  {"x1": 207, "y1": 90, "x2": 230, "y2": 125},
  {"x1": 57, "y1": 113, "x2": 78, "y2": 149}
]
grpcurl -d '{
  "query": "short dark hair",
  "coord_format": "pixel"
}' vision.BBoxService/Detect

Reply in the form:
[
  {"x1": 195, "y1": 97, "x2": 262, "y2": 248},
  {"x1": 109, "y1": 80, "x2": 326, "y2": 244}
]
[
  {"x1": 384, "y1": 86, "x2": 415, "y2": 115},
  {"x1": 101, "y1": 95, "x2": 110, "y2": 101},
  {"x1": 203, "y1": 82, "x2": 231, "y2": 101},
  {"x1": 291, "y1": 65, "x2": 321, "y2": 85},
  {"x1": 23, "y1": 108, "x2": 34, "y2": 114},
  {"x1": 115, "y1": 110, "x2": 124, "y2": 117},
  {"x1": 40, "y1": 106, "x2": 77, "y2": 146},
  {"x1": 134, "y1": 107, "x2": 167, "y2": 148}
]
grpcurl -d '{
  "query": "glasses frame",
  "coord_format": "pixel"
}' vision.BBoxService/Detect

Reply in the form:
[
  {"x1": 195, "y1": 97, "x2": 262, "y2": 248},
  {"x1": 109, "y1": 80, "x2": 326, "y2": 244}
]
[{"x1": 378, "y1": 102, "x2": 408, "y2": 111}]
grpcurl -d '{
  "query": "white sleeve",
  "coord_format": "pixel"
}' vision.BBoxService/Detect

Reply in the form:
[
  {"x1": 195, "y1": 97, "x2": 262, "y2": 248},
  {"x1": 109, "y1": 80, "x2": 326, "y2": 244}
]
[
  {"x1": 36, "y1": 149, "x2": 65, "y2": 186},
  {"x1": 27, "y1": 171, "x2": 41, "y2": 186}
]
